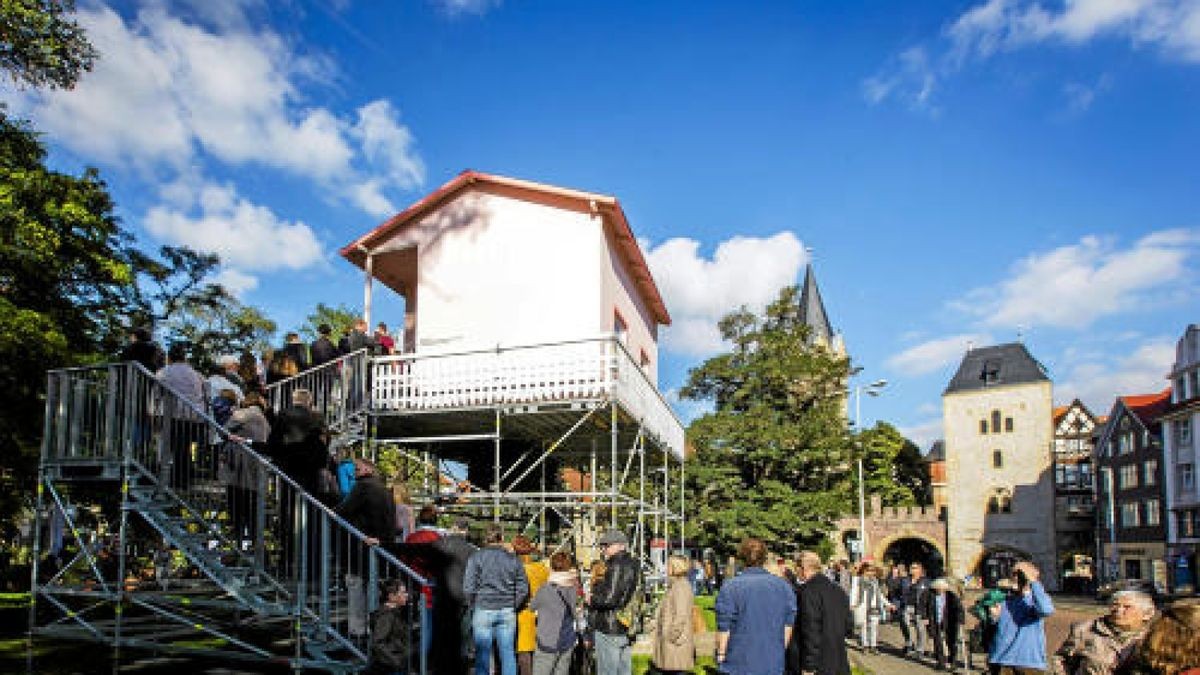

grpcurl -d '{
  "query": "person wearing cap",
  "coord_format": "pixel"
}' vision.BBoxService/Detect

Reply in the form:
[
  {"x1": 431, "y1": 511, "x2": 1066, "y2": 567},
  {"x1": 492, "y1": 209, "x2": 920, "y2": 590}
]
[
  {"x1": 514, "y1": 535, "x2": 549, "y2": 675},
  {"x1": 589, "y1": 528, "x2": 641, "y2": 675},
  {"x1": 922, "y1": 577, "x2": 965, "y2": 672}
]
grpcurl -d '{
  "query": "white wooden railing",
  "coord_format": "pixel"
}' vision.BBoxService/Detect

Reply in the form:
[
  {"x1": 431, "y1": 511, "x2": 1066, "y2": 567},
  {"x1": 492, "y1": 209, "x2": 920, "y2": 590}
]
[{"x1": 371, "y1": 336, "x2": 685, "y2": 458}]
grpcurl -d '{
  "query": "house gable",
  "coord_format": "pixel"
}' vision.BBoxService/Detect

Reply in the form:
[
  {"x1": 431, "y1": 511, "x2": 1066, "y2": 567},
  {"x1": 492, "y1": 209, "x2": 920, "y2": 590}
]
[{"x1": 340, "y1": 170, "x2": 671, "y2": 327}]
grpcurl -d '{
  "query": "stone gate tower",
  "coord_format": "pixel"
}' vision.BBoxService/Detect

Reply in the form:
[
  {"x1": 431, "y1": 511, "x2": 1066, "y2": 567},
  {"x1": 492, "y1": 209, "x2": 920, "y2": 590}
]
[{"x1": 943, "y1": 343, "x2": 1057, "y2": 589}]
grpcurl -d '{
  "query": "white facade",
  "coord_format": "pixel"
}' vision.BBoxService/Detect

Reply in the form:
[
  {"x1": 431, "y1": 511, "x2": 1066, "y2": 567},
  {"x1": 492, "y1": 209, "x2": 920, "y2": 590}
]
[
  {"x1": 944, "y1": 383, "x2": 1058, "y2": 588},
  {"x1": 1164, "y1": 324, "x2": 1200, "y2": 587},
  {"x1": 347, "y1": 175, "x2": 667, "y2": 383}
]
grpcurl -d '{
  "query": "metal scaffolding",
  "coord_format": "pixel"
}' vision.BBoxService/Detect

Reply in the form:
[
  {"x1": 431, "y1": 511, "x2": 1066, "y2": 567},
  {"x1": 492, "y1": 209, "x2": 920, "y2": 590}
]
[{"x1": 363, "y1": 335, "x2": 687, "y2": 573}]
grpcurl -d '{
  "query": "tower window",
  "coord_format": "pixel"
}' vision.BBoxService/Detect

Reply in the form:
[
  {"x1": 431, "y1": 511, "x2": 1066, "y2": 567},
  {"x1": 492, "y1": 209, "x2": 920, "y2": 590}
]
[
  {"x1": 982, "y1": 359, "x2": 1001, "y2": 384},
  {"x1": 1005, "y1": 417, "x2": 1014, "y2": 432},
  {"x1": 992, "y1": 410, "x2": 1002, "y2": 433},
  {"x1": 993, "y1": 450, "x2": 1003, "y2": 468},
  {"x1": 980, "y1": 420, "x2": 988, "y2": 435}
]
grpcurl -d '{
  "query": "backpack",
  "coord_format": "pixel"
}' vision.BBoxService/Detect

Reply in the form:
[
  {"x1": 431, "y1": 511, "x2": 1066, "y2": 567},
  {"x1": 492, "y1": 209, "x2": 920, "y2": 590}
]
[
  {"x1": 614, "y1": 573, "x2": 644, "y2": 637},
  {"x1": 538, "y1": 588, "x2": 576, "y2": 653}
]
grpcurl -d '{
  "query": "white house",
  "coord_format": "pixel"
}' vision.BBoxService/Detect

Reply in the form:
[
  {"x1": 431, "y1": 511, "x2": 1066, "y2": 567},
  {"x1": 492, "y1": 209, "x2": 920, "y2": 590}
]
[
  {"x1": 340, "y1": 170, "x2": 669, "y2": 380},
  {"x1": 338, "y1": 170, "x2": 684, "y2": 459}
]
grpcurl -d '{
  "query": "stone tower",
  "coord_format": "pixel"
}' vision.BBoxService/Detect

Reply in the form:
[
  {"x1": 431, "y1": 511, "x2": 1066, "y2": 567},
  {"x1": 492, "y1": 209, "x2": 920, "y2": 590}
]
[{"x1": 943, "y1": 343, "x2": 1057, "y2": 589}]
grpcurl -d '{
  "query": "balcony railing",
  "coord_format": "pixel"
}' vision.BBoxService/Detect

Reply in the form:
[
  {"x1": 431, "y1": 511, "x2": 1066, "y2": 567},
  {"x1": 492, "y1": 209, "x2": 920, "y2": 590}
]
[{"x1": 371, "y1": 336, "x2": 686, "y2": 457}]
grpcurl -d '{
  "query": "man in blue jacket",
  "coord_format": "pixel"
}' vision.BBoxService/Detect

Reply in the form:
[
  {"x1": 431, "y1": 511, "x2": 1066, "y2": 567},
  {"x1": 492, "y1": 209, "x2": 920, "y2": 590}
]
[
  {"x1": 987, "y1": 561, "x2": 1054, "y2": 674},
  {"x1": 715, "y1": 538, "x2": 796, "y2": 675}
]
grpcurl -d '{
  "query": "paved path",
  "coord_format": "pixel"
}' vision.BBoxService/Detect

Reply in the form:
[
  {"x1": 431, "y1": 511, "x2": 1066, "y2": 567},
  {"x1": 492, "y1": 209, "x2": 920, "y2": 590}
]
[{"x1": 848, "y1": 596, "x2": 1106, "y2": 674}]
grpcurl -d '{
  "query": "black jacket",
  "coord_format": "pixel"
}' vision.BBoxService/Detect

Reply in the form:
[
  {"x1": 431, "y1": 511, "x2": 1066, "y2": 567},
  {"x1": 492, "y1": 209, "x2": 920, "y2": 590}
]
[
  {"x1": 791, "y1": 573, "x2": 851, "y2": 675},
  {"x1": 310, "y1": 337, "x2": 338, "y2": 367},
  {"x1": 336, "y1": 475, "x2": 395, "y2": 542},
  {"x1": 256, "y1": 406, "x2": 327, "y2": 491},
  {"x1": 121, "y1": 340, "x2": 164, "y2": 372},
  {"x1": 339, "y1": 329, "x2": 375, "y2": 355},
  {"x1": 281, "y1": 342, "x2": 309, "y2": 371},
  {"x1": 903, "y1": 576, "x2": 930, "y2": 609},
  {"x1": 368, "y1": 605, "x2": 410, "y2": 672},
  {"x1": 921, "y1": 590, "x2": 964, "y2": 636},
  {"x1": 589, "y1": 550, "x2": 640, "y2": 635}
]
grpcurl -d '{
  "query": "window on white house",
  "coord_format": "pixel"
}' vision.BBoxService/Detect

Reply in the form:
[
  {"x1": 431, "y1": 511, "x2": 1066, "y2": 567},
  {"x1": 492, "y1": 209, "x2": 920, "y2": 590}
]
[
  {"x1": 1177, "y1": 419, "x2": 1192, "y2": 449},
  {"x1": 613, "y1": 311, "x2": 628, "y2": 345},
  {"x1": 1181, "y1": 463, "x2": 1195, "y2": 492}
]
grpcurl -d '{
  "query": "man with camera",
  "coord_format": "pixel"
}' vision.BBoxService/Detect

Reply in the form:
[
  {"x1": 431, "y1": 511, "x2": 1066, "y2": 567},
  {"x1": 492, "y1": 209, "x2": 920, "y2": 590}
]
[{"x1": 985, "y1": 561, "x2": 1055, "y2": 675}]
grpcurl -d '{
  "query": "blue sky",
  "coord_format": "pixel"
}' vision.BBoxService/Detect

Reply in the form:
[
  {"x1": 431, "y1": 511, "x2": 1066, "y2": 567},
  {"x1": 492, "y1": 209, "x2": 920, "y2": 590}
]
[{"x1": 5, "y1": 0, "x2": 1199, "y2": 448}]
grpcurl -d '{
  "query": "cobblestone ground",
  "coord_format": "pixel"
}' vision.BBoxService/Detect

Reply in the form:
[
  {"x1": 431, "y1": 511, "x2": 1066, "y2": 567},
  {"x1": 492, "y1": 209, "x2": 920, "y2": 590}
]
[{"x1": 846, "y1": 596, "x2": 1106, "y2": 674}]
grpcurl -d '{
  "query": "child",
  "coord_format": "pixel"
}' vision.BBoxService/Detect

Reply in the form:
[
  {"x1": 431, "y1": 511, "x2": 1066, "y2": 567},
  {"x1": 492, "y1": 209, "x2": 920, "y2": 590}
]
[{"x1": 369, "y1": 578, "x2": 411, "y2": 675}]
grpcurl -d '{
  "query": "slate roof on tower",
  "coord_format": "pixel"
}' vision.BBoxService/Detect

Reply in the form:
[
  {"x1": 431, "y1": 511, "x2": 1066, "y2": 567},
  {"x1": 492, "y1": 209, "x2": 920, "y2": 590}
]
[
  {"x1": 798, "y1": 263, "x2": 834, "y2": 345},
  {"x1": 944, "y1": 343, "x2": 1049, "y2": 395}
]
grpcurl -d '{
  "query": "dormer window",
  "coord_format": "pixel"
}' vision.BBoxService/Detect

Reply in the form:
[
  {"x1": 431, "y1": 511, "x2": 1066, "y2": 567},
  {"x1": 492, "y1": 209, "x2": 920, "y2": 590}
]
[{"x1": 982, "y1": 359, "x2": 1001, "y2": 385}]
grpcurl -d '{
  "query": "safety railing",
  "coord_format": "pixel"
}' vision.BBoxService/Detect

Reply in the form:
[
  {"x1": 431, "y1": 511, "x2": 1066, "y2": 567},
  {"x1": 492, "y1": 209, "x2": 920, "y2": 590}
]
[
  {"x1": 371, "y1": 336, "x2": 685, "y2": 457},
  {"x1": 264, "y1": 348, "x2": 371, "y2": 435},
  {"x1": 41, "y1": 362, "x2": 428, "y2": 672}
]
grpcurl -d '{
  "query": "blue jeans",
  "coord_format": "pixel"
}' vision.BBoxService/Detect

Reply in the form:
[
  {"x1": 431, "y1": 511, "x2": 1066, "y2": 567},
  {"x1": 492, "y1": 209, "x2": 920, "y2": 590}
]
[
  {"x1": 472, "y1": 607, "x2": 517, "y2": 675},
  {"x1": 594, "y1": 631, "x2": 631, "y2": 675},
  {"x1": 420, "y1": 602, "x2": 433, "y2": 663}
]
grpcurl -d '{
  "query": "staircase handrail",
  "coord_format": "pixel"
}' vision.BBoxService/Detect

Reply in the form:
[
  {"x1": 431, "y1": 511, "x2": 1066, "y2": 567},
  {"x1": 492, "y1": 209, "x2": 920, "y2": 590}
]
[
  {"x1": 265, "y1": 347, "x2": 371, "y2": 391},
  {"x1": 44, "y1": 360, "x2": 428, "y2": 586},
  {"x1": 131, "y1": 360, "x2": 430, "y2": 587}
]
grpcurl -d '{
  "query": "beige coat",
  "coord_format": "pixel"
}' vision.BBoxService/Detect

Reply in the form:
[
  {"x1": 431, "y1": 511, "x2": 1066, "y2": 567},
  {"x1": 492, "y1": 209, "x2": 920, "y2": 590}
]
[
  {"x1": 652, "y1": 577, "x2": 695, "y2": 672},
  {"x1": 1053, "y1": 616, "x2": 1146, "y2": 675}
]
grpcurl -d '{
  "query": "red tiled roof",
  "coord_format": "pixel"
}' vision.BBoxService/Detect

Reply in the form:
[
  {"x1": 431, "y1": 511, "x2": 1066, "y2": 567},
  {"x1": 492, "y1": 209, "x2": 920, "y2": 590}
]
[
  {"x1": 1052, "y1": 405, "x2": 1069, "y2": 422},
  {"x1": 339, "y1": 170, "x2": 671, "y2": 325},
  {"x1": 1120, "y1": 388, "x2": 1172, "y2": 425}
]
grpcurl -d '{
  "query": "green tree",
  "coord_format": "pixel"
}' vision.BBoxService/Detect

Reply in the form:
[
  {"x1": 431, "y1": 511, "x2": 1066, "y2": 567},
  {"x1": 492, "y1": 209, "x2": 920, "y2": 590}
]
[
  {"x1": 682, "y1": 285, "x2": 855, "y2": 555},
  {"x1": 0, "y1": 0, "x2": 97, "y2": 90},
  {"x1": 124, "y1": 245, "x2": 276, "y2": 369},
  {"x1": 297, "y1": 302, "x2": 359, "y2": 341},
  {"x1": 856, "y1": 422, "x2": 929, "y2": 507},
  {"x1": 0, "y1": 111, "x2": 134, "y2": 518}
]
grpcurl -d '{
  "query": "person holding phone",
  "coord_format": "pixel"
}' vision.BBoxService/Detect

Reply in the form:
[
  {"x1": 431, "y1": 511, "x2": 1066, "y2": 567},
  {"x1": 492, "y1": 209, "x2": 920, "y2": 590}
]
[{"x1": 986, "y1": 561, "x2": 1054, "y2": 675}]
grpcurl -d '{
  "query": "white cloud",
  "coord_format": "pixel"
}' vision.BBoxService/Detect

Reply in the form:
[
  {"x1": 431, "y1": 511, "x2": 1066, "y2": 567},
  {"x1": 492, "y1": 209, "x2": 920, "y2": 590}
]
[
  {"x1": 866, "y1": 0, "x2": 1200, "y2": 111},
  {"x1": 886, "y1": 333, "x2": 995, "y2": 377},
  {"x1": 862, "y1": 47, "x2": 939, "y2": 113},
  {"x1": 214, "y1": 268, "x2": 260, "y2": 296},
  {"x1": 432, "y1": 0, "x2": 502, "y2": 17},
  {"x1": 954, "y1": 229, "x2": 1199, "y2": 329},
  {"x1": 5, "y1": 3, "x2": 422, "y2": 215},
  {"x1": 644, "y1": 232, "x2": 808, "y2": 356},
  {"x1": 899, "y1": 417, "x2": 943, "y2": 451},
  {"x1": 144, "y1": 180, "x2": 325, "y2": 282},
  {"x1": 1056, "y1": 335, "x2": 1175, "y2": 412},
  {"x1": 1063, "y1": 73, "x2": 1113, "y2": 112},
  {"x1": 948, "y1": 0, "x2": 1200, "y2": 62}
]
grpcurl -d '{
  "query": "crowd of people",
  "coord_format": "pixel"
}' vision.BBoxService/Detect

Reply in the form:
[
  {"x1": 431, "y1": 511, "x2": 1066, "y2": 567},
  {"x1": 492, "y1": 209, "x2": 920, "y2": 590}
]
[
  {"x1": 705, "y1": 543, "x2": 1200, "y2": 675},
  {"x1": 116, "y1": 326, "x2": 1200, "y2": 675}
]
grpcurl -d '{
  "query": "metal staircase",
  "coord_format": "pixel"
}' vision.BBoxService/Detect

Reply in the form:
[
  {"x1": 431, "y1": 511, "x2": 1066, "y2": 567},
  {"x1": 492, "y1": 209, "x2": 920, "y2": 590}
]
[{"x1": 30, "y1": 353, "x2": 426, "y2": 673}]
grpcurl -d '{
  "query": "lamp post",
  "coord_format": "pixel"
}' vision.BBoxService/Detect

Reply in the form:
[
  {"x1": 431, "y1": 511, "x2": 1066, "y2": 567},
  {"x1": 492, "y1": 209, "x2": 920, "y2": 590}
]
[{"x1": 854, "y1": 379, "x2": 888, "y2": 561}]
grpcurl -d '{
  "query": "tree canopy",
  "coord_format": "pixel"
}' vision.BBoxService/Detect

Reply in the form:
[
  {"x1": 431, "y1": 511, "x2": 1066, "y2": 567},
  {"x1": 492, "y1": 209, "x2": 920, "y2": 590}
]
[
  {"x1": 857, "y1": 421, "x2": 931, "y2": 507},
  {"x1": 0, "y1": 0, "x2": 97, "y2": 90},
  {"x1": 682, "y1": 285, "x2": 855, "y2": 555},
  {"x1": 297, "y1": 302, "x2": 359, "y2": 341}
]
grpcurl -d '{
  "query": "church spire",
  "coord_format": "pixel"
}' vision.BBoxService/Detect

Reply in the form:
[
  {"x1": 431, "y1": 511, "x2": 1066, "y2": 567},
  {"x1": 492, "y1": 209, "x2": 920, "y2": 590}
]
[{"x1": 798, "y1": 263, "x2": 835, "y2": 346}]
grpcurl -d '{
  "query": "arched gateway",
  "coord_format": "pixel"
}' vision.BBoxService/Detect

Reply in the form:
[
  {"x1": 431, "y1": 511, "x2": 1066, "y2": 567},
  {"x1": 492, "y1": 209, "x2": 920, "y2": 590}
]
[{"x1": 832, "y1": 495, "x2": 946, "y2": 573}]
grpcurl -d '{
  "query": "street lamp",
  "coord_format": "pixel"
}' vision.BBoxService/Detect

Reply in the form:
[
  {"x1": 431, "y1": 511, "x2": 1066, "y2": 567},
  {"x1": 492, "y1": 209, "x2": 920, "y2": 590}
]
[{"x1": 854, "y1": 379, "x2": 888, "y2": 561}]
